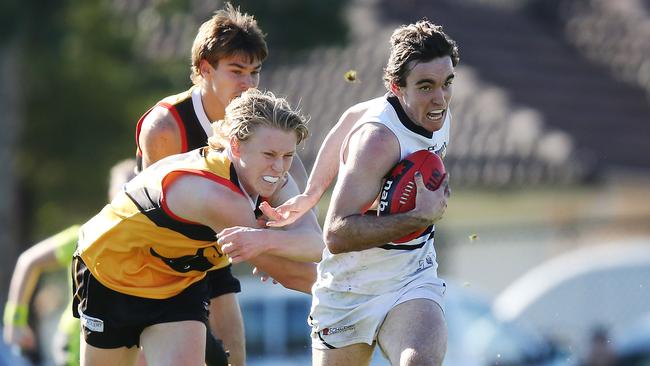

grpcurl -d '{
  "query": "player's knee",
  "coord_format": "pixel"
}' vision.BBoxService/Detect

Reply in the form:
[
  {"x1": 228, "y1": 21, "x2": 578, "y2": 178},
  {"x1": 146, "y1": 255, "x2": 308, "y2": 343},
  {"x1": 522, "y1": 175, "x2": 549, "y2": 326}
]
[{"x1": 400, "y1": 345, "x2": 445, "y2": 366}]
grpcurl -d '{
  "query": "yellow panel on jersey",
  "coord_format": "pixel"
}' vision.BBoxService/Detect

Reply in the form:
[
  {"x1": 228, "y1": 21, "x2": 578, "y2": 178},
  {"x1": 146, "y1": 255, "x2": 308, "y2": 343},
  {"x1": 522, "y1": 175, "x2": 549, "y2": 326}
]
[{"x1": 77, "y1": 147, "x2": 245, "y2": 299}]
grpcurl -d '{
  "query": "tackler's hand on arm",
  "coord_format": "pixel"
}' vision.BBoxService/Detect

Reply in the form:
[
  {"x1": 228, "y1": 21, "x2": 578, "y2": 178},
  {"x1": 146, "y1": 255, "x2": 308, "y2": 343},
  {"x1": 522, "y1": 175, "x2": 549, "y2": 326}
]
[{"x1": 259, "y1": 194, "x2": 318, "y2": 228}]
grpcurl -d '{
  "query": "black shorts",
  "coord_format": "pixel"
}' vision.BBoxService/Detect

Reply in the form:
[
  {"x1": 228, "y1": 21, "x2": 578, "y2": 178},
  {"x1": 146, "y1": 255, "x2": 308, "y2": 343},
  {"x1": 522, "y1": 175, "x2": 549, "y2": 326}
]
[
  {"x1": 206, "y1": 265, "x2": 241, "y2": 299},
  {"x1": 71, "y1": 257, "x2": 211, "y2": 349}
]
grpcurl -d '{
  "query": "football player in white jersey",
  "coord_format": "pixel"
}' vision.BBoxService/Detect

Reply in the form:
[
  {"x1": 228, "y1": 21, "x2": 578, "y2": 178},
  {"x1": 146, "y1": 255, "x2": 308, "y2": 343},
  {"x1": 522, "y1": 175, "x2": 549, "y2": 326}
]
[{"x1": 262, "y1": 20, "x2": 458, "y2": 366}]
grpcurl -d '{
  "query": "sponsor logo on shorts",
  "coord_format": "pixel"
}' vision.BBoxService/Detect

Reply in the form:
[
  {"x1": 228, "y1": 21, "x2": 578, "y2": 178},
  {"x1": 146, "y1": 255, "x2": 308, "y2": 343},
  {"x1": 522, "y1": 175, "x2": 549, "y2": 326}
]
[
  {"x1": 80, "y1": 312, "x2": 104, "y2": 333},
  {"x1": 322, "y1": 324, "x2": 355, "y2": 336}
]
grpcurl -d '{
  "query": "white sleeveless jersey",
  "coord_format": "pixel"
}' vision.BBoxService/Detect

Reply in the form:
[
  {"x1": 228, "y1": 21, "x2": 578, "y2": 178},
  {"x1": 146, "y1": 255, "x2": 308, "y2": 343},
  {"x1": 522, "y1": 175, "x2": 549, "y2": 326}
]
[{"x1": 314, "y1": 94, "x2": 450, "y2": 295}]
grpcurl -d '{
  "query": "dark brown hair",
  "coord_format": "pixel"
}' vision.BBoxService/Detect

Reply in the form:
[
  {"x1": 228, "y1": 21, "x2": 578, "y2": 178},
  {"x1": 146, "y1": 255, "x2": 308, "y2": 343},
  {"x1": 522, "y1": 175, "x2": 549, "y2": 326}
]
[
  {"x1": 190, "y1": 3, "x2": 268, "y2": 84},
  {"x1": 383, "y1": 20, "x2": 459, "y2": 89}
]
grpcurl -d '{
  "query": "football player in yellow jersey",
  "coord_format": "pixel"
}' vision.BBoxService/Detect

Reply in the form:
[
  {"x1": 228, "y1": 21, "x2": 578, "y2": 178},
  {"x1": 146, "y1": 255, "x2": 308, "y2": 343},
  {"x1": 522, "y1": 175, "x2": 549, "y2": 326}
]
[
  {"x1": 74, "y1": 89, "x2": 322, "y2": 366},
  {"x1": 135, "y1": 5, "x2": 309, "y2": 365}
]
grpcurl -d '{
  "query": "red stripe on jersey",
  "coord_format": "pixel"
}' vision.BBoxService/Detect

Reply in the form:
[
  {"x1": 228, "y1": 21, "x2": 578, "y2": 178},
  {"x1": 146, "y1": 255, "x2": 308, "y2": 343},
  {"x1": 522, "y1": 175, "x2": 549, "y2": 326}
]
[
  {"x1": 158, "y1": 102, "x2": 188, "y2": 152},
  {"x1": 135, "y1": 105, "x2": 156, "y2": 157},
  {"x1": 160, "y1": 169, "x2": 244, "y2": 224}
]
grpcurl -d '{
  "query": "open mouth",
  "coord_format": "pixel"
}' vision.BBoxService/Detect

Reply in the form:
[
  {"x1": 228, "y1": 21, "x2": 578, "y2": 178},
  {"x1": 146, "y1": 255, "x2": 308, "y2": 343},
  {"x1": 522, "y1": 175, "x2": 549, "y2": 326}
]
[{"x1": 426, "y1": 109, "x2": 445, "y2": 121}]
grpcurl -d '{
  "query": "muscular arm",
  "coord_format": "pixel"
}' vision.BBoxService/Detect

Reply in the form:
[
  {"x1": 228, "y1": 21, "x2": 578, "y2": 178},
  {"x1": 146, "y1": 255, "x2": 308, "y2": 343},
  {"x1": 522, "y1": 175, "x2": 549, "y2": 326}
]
[
  {"x1": 139, "y1": 106, "x2": 183, "y2": 169},
  {"x1": 246, "y1": 254, "x2": 316, "y2": 294},
  {"x1": 303, "y1": 104, "x2": 369, "y2": 202},
  {"x1": 264, "y1": 173, "x2": 323, "y2": 261},
  {"x1": 262, "y1": 103, "x2": 370, "y2": 226},
  {"x1": 324, "y1": 123, "x2": 449, "y2": 254},
  {"x1": 219, "y1": 174, "x2": 323, "y2": 263},
  {"x1": 165, "y1": 175, "x2": 316, "y2": 293}
]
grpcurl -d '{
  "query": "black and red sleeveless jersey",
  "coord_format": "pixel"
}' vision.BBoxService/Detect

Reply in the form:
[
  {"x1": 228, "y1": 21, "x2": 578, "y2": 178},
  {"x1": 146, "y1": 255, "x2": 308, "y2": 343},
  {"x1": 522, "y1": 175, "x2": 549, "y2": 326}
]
[{"x1": 135, "y1": 87, "x2": 211, "y2": 173}]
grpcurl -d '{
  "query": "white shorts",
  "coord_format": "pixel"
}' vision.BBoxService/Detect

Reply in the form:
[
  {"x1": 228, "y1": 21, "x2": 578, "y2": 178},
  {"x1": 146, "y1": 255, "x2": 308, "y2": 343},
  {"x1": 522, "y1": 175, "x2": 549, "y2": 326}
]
[{"x1": 310, "y1": 276, "x2": 446, "y2": 349}]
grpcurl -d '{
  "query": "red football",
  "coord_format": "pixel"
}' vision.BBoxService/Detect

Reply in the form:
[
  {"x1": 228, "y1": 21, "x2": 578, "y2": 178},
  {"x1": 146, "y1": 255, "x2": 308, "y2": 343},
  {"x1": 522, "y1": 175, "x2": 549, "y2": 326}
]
[{"x1": 377, "y1": 150, "x2": 446, "y2": 243}]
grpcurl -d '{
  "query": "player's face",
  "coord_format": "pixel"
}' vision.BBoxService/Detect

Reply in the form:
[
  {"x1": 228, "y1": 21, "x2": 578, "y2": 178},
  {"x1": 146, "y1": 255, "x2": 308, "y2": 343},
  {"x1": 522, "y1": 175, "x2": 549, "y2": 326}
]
[
  {"x1": 393, "y1": 56, "x2": 454, "y2": 133},
  {"x1": 232, "y1": 126, "x2": 297, "y2": 198},
  {"x1": 203, "y1": 54, "x2": 262, "y2": 116}
]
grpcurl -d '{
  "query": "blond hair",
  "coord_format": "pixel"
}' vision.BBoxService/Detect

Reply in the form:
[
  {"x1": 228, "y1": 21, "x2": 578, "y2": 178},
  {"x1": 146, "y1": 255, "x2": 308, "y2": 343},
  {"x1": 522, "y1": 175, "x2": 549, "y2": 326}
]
[
  {"x1": 190, "y1": 3, "x2": 267, "y2": 84},
  {"x1": 208, "y1": 89, "x2": 309, "y2": 150}
]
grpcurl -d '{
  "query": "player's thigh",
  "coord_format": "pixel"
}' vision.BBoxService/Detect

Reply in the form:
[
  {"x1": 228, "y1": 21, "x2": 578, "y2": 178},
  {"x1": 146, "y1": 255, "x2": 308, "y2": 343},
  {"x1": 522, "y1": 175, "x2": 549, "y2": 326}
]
[
  {"x1": 209, "y1": 293, "x2": 243, "y2": 336},
  {"x1": 140, "y1": 320, "x2": 206, "y2": 366},
  {"x1": 206, "y1": 265, "x2": 241, "y2": 332},
  {"x1": 377, "y1": 298, "x2": 447, "y2": 366},
  {"x1": 80, "y1": 336, "x2": 140, "y2": 366},
  {"x1": 312, "y1": 343, "x2": 374, "y2": 366}
]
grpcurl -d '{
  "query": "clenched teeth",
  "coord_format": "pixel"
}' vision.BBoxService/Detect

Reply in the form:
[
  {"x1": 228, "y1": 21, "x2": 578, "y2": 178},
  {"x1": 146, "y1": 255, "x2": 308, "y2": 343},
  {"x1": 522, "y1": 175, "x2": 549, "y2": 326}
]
[{"x1": 262, "y1": 176, "x2": 279, "y2": 183}]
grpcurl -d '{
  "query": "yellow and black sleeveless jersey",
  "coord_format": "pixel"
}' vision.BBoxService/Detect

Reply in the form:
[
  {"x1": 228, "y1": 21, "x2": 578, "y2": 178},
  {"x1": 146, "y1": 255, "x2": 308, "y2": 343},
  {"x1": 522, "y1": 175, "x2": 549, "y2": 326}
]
[
  {"x1": 135, "y1": 87, "x2": 211, "y2": 173},
  {"x1": 77, "y1": 147, "x2": 252, "y2": 299}
]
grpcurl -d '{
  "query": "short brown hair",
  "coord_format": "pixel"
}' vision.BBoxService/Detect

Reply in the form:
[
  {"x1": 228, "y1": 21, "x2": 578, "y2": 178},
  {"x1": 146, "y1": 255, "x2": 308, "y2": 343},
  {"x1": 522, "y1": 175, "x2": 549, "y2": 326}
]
[
  {"x1": 190, "y1": 3, "x2": 268, "y2": 84},
  {"x1": 383, "y1": 20, "x2": 459, "y2": 89},
  {"x1": 209, "y1": 89, "x2": 309, "y2": 150}
]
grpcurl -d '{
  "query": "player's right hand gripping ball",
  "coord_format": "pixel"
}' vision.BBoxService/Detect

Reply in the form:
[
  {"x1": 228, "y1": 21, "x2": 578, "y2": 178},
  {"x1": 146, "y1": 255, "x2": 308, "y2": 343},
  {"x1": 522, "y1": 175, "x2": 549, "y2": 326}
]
[{"x1": 378, "y1": 150, "x2": 446, "y2": 243}]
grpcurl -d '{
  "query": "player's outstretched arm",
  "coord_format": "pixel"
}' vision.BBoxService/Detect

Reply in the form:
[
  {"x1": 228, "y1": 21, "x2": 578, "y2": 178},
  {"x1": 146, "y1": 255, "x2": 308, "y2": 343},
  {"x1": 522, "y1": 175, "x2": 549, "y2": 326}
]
[
  {"x1": 4, "y1": 227, "x2": 77, "y2": 350},
  {"x1": 263, "y1": 103, "x2": 369, "y2": 227},
  {"x1": 218, "y1": 173, "x2": 324, "y2": 263},
  {"x1": 165, "y1": 174, "x2": 317, "y2": 294}
]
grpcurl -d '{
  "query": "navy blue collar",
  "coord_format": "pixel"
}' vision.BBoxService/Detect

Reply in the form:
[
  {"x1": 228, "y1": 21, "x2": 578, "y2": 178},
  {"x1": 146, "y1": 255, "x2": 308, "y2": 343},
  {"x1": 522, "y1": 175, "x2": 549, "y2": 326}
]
[{"x1": 386, "y1": 93, "x2": 433, "y2": 139}]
